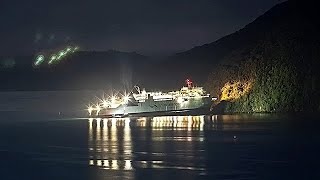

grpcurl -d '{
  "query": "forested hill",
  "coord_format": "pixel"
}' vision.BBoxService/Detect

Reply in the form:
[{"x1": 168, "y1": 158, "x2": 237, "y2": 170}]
[
  {"x1": 169, "y1": 1, "x2": 318, "y2": 83},
  {"x1": 201, "y1": 1, "x2": 320, "y2": 112}
]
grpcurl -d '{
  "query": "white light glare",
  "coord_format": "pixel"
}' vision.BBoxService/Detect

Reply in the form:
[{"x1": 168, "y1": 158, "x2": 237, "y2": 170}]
[
  {"x1": 88, "y1": 106, "x2": 93, "y2": 116},
  {"x1": 96, "y1": 104, "x2": 101, "y2": 116}
]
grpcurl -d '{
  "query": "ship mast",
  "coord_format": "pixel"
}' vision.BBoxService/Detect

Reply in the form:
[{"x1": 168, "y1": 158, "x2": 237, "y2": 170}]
[
  {"x1": 186, "y1": 79, "x2": 192, "y2": 88},
  {"x1": 134, "y1": 85, "x2": 141, "y2": 94}
]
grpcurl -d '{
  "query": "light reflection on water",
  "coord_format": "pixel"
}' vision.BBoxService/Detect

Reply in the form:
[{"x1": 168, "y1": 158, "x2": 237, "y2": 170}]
[
  {"x1": 0, "y1": 112, "x2": 310, "y2": 179},
  {"x1": 88, "y1": 115, "x2": 210, "y2": 171},
  {"x1": 87, "y1": 114, "x2": 286, "y2": 179}
]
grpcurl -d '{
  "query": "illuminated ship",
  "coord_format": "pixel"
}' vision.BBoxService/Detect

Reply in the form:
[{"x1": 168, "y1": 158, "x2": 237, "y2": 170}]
[{"x1": 87, "y1": 79, "x2": 214, "y2": 117}]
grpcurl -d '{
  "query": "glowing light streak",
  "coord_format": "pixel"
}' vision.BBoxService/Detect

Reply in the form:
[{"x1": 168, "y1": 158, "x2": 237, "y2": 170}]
[
  {"x1": 48, "y1": 54, "x2": 57, "y2": 64},
  {"x1": 59, "y1": 50, "x2": 65, "y2": 57},
  {"x1": 34, "y1": 55, "x2": 45, "y2": 66},
  {"x1": 34, "y1": 45, "x2": 80, "y2": 67}
]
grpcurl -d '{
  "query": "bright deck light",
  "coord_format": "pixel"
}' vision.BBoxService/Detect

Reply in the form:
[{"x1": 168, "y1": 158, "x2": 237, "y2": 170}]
[
  {"x1": 111, "y1": 96, "x2": 116, "y2": 103},
  {"x1": 96, "y1": 104, "x2": 101, "y2": 116},
  {"x1": 123, "y1": 95, "x2": 130, "y2": 104},
  {"x1": 102, "y1": 100, "x2": 109, "y2": 108},
  {"x1": 177, "y1": 97, "x2": 184, "y2": 104},
  {"x1": 88, "y1": 106, "x2": 93, "y2": 116}
]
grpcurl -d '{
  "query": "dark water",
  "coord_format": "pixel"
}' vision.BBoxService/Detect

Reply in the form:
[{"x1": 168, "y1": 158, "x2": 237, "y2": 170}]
[{"x1": 0, "y1": 113, "x2": 320, "y2": 180}]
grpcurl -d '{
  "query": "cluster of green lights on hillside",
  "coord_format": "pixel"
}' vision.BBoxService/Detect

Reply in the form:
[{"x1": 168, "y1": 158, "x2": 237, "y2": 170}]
[{"x1": 33, "y1": 46, "x2": 79, "y2": 66}]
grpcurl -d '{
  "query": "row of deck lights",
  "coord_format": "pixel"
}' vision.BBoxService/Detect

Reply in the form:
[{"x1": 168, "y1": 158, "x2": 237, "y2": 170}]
[{"x1": 87, "y1": 94, "x2": 130, "y2": 116}]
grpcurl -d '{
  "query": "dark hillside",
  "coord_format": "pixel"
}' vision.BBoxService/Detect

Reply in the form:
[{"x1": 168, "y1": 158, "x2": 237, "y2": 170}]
[
  {"x1": 168, "y1": 1, "x2": 319, "y2": 86},
  {"x1": 203, "y1": 1, "x2": 320, "y2": 112}
]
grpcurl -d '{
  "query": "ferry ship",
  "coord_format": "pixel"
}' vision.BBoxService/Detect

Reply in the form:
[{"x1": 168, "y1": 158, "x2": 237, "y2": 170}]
[{"x1": 87, "y1": 79, "x2": 214, "y2": 117}]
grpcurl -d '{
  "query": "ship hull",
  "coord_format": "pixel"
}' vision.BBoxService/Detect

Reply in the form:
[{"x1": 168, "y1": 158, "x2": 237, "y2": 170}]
[{"x1": 95, "y1": 96, "x2": 212, "y2": 117}]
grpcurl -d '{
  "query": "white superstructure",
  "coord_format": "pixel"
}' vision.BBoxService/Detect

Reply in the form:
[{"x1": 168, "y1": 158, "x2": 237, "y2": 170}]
[{"x1": 87, "y1": 79, "x2": 212, "y2": 116}]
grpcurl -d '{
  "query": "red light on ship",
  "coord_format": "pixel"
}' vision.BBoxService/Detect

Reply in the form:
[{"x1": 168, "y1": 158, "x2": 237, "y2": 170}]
[{"x1": 186, "y1": 79, "x2": 192, "y2": 88}]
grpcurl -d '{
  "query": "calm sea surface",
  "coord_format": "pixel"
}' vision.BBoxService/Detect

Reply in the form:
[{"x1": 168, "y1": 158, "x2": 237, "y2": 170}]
[{"x1": 0, "y1": 91, "x2": 319, "y2": 179}]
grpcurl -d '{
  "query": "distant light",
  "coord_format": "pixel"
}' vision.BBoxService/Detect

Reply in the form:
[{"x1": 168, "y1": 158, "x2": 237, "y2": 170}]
[
  {"x1": 59, "y1": 50, "x2": 65, "y2": 58},
  {"x1": 48, "y1": 54, "x2": 57, "y2": 64},
  {"x1": 35, "y1": 45, "x2": 80, "y2": 67},
  {"x1": 51, "y1": 55, "x2": 56, "y2": 60},
  {"x1": 0, "y1": 58, "x2": 16, "y2": 69},
  {"x1": 34, "y1": 55, "x2": 45, "y2": 66}
]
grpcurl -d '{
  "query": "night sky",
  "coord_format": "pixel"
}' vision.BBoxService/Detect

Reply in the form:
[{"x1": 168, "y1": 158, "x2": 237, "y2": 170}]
[{"x1": 1, "y1": 0, "x2": 283, "y2": 56}]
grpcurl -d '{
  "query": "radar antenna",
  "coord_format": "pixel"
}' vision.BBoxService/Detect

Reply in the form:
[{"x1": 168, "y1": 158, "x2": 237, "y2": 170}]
[{"x1": 134, "y1": 85, "x2": 141, "y2": 94}]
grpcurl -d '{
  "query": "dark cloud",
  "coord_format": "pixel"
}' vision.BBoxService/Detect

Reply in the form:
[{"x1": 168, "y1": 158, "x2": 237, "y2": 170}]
[{"x1": 0, "y1": 0, "x2": 285, "y2": 55}]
